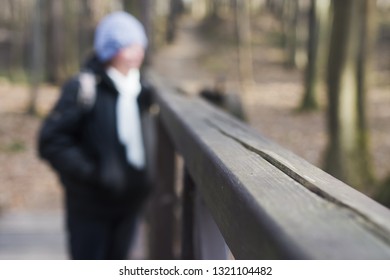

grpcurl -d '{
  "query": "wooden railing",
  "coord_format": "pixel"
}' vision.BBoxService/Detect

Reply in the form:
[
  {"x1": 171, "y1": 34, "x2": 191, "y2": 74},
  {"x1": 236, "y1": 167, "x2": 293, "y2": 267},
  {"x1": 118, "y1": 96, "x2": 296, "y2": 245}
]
[{"x1": 145, "y1": 72, "x2": 390, "y2": 260}]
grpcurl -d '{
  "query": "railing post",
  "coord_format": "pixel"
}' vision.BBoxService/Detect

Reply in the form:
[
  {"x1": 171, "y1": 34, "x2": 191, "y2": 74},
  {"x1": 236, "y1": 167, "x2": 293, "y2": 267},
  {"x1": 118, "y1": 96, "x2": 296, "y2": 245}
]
[
  {"x1": 181, "y1": 167, "x2": 228, "y2": 260},
  {"x1": 148, "y1": 115, "x2": 176, "y2": 259},
  {"x1": 193, "y1": 191, "x2": 228, "y2": 259},
  {"x1": 181, "y1": 168, "x2": 195, "y2": 259}
]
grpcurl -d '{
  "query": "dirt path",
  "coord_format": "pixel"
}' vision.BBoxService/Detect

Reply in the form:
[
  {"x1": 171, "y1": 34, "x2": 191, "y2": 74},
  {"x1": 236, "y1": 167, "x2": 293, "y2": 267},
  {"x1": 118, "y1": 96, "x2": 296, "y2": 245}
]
[{"x1": 153, "y1": 18, "x2": 214, "y2": 94}]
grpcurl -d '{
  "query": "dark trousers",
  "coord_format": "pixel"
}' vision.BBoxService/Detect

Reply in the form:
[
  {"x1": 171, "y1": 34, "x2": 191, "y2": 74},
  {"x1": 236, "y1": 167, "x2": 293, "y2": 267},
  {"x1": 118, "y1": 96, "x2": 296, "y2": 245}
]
[{"x1": 66, "y1": 209, "x2": 139, "y2": 260}]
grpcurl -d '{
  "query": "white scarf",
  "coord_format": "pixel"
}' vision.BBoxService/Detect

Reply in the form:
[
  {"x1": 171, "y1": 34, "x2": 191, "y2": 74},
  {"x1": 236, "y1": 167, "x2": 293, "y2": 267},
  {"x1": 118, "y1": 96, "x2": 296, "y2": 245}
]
[{"x1": 107, "y1": 67, "x2": 145, "y2": 170}]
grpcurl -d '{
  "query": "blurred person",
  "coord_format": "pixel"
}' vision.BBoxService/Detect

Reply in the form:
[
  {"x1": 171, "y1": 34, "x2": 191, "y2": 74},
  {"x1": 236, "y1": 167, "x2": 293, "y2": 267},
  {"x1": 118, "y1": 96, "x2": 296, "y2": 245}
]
[{"x1": 38, "y1": 11, "x2": 153, "y2": 260}]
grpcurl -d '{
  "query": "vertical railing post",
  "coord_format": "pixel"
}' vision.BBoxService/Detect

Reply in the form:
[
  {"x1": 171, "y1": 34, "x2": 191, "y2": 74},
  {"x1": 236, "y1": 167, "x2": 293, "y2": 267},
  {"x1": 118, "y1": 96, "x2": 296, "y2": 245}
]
[
  {"x1": 181, "y1": 167, "x2": 228, "y2": 260},
  {"x1": 148, "y1": 115, "x2": 176, "y2": 259},
  {"x1": 181, "y1": 167, "x2": 196, "y2": 259}
]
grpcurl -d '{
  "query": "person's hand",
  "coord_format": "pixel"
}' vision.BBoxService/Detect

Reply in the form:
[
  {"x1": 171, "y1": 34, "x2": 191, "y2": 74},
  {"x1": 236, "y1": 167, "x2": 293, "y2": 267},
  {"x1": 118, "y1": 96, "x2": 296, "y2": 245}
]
[{"x1": 97, "y1": 159, "x2": 127, "y2": 197}]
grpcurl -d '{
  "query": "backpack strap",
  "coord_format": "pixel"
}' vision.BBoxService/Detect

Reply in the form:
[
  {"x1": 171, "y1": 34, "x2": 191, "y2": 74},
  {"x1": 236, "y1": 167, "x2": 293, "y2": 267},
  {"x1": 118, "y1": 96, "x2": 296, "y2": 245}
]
[{"x1": 77, "y1": 71, "x2": 97, "y2": 110}]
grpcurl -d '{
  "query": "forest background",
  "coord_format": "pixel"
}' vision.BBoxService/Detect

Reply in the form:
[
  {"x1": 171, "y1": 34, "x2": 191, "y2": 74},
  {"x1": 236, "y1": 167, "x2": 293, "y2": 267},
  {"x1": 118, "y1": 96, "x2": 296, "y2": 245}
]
[{"x1": 0, "y1": 0, "x2": 389, "y2": 215}]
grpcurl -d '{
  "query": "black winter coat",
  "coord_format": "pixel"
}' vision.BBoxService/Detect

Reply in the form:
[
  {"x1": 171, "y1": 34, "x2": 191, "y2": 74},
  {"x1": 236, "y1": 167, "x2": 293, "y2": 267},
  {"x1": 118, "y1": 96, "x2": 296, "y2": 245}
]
[{"x1": 38, "y1": 55, "x2": 153, "y2": 218}]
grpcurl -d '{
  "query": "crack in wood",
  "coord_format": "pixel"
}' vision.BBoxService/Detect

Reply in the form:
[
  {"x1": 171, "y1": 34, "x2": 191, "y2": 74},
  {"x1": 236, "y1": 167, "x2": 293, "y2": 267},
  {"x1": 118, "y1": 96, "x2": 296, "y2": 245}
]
[{"x1": 207, "y1": 120, "x2": 390, "y2": 246}]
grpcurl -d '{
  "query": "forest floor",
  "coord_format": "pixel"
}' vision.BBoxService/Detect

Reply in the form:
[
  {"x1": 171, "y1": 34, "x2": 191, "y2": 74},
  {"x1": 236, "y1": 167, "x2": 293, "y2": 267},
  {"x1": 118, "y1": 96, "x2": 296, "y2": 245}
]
[{"x1": 0, "y1": 10, "x2": 389, "y2": 229}]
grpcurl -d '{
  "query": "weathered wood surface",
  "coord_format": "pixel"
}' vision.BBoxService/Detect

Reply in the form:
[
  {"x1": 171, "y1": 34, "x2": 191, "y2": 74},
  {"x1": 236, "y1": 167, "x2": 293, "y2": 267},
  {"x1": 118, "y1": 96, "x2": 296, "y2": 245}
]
[{"x1": 149, "y1": 72, "x2": 390, "y2": 259}]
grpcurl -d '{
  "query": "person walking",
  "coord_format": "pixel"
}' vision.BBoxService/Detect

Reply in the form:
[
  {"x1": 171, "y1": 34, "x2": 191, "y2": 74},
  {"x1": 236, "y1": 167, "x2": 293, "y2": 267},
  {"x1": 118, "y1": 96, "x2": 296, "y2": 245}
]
[{"x1": 38, "y1": 11, "x2": 153, "y2": 260}]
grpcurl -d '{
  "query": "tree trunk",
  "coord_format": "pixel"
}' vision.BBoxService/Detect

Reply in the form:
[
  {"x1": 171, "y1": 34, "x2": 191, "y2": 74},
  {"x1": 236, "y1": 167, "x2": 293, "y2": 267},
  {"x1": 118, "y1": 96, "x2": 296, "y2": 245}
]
[
  {"x1": 357, "y1": 0, "x2": 376, "y2": 134},
  {"x1": 28, "y1": 0, "x2": 44, "y2": 115},
  {"x1": 46, "y1": 0, "x2": 64, "y2": 84},
  {"x1": 8, "y1": 0, "x2": 27, "y2": 81},
  {"x1": 284, "y1": 0, "x2": 299, "y2": 68},
  {"x1": 140, "y1": 0, "x2": 153, "y2": 65},
  {"x1": 234, "y1": 0, "x2": 254, "y2": 87},
  {"x1": 78, "y1": 0, "x2": 94, "y2": 65},
  {"x1": 324, "y1": 0, "x2": 375, "y2": 191},
  {"x1": 166, "y1": 0, "x2": 183, "y2": 44},
  {"x1": 208, "y1": 0, "x2": 219, "y2": 20},
  {"x1": 123, "y1": 0, "x2": 141, "y2": 17},
  {"x1": 63, "y1": 0, "x2": 80, "y2": 76},
  {"x1": 299, "y1": 0, "x2": 330, "y2": 110}
]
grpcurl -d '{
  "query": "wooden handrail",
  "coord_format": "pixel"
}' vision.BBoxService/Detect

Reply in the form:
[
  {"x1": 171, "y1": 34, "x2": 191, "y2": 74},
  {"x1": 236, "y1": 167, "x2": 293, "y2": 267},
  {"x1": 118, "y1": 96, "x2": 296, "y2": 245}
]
[{"x1": 147, "y1": 72, "x2": 390, "y2": 259}]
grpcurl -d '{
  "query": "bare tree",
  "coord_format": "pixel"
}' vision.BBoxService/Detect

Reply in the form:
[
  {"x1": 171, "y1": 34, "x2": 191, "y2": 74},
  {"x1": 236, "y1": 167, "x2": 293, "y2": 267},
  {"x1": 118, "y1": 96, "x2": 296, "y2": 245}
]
[
  {"x1": 28, "y1": 0, "x2": 44, "y2": 115},
  {"x1": 324, "y1": 0, "x2": 375, "y2": 191},
  {"x1": 140, "y1": 0, "x2": 154, "y2": 65},
  {"x1": 46, "y1": 0, "x2": 65, "y2": 84},
  {"x1": 78, "y1": 0, "x2": 94, "y2": 64},
  {"x1": 284, "y1": 0, "x2": 299, "y2": 68},
  {"x1": 299, "y1": 0, "x2": 330, "y2": 111},
  {"x1": 234, "y1": 0, "x2": 254, "y2": 87},
  {"x1": 166, "y1": 0, "x2": 183, "y2": 43},
  {"x1": 123, "y1": 0, "x2": 141, "y2": 17},
  {"x1": 8, "y1": 0, "x2": 31, "y2": 81}
]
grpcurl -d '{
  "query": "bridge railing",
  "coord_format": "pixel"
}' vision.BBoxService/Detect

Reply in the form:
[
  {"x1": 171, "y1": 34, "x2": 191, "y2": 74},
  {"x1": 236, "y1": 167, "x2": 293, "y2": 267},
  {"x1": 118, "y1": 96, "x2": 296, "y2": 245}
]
[{"x1": 145, "y1": 72, "x2": 390, "y2": 260}]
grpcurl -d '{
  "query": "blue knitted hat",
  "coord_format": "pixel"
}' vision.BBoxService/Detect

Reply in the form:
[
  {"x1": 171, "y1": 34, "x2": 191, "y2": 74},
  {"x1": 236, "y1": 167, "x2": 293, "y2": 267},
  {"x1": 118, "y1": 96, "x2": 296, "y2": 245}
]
[{"x1": 94, "y1": 11, "x2": 148, "y2": 62}]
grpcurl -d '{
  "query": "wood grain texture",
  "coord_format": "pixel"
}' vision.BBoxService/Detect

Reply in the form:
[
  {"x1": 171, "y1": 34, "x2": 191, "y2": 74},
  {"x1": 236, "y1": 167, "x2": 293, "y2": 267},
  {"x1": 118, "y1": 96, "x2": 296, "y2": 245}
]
[{"x1": 148, "y1": 72, "x2": 390, "y2": 259}]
